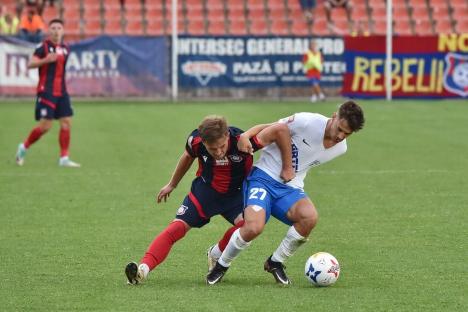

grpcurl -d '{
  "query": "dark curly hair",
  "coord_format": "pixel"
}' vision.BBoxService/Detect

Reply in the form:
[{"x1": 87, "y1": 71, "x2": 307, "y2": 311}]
[{"x1": 338, "y1": 100, "x2": 365, "y2": 132}]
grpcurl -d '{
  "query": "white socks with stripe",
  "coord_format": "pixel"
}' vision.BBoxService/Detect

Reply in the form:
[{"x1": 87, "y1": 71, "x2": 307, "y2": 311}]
[
  {"x1": 218, "y1": 229, "x2": 251, "y2": 267},
  {"x1": 271, "y1": 226, "x2": 308, "y2": 263}
]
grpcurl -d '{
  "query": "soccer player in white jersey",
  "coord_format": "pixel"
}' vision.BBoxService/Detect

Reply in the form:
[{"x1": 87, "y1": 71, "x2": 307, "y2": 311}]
[{"x1": 206, "y1": 100, "x2": 365, "y2": 285}]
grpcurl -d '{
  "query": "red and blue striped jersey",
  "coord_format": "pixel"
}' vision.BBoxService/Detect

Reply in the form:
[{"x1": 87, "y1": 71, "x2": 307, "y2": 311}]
[
  {"x1": 185, "y1": 127, "x2": 263, "y2": 194},
  {"x1": 33, "y1": 39, "x2": 70, "y2": 96}
]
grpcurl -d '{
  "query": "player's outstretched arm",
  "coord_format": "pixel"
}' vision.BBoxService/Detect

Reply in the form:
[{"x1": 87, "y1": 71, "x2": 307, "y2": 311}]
[
  {"x1": 256, "y1": 123, "x2": 295, "y2": 182},
  {"x1": 157, "y1": 151, "x2": 195, "y2": 203},
  {"x1": 28, "y1": 54, "x2": 58, "y2": 69},
  {"x1": 237, "y1": 123, "x2": 273, "y2": 154}
]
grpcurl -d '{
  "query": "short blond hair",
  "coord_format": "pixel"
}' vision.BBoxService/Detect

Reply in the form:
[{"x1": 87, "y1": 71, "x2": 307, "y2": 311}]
[{"x1": 198, "y1": 115, "x2": 228, "y2": 143}]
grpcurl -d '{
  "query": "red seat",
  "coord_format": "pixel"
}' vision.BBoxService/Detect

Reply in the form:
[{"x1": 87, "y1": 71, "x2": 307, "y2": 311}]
[
  {"x1": 312, "y1": 19, "x2": 331, "y2": 36},
  {"x1": 452, "y1": 9, "x2": 468, "y2": 23},
  {"x1": 206, "y1": 0, "x2": 224, "y2": 8},
  {"x1": 331, "y1": 7, "x2": 348, "y2": 21},
  {"x1": 226, "y1": 0, "x2": 244, "y2": 11},
  {"x1": 394, "y1": 19, "x2": 413, "y2": 35},
  {"x1": 351, "y1": 7, "x2": 369, "y2": 22},
  {"x1": 270, "y1": 20, "x2": 289, "y2": 35},
  {"x1": 185, "y1": 4, "x2": 204, "y2": 17},
  {"x1": 249, "y1": 20, "x2": 268, "y2": 35},
  {"x1": 103, "y1": 5, "x2": 122, "y2": 21},
  {"x1": 227, "y1": 7, "x2": 245, "y2": 21},
  {"x1": 269, "y1": 0, "x2": 286, "y2": 11},
  {"x1": 83, "y1": 4, "x2": 101, "y2": 20},
  {"x1": 371, "y1": 7, "x2": 386, "y2": 20},
  {"x1": 124, "y1": 4, "x2": 142, "y2": 20},
  {"x1": 245, "y1": 0, "x2": 265, "y2": 7},
  {"x1": 373, "y1": 20, "x2": 387, "y2": 35},
  {"x1": 228, "y1": 20, "x2": 247, "y2": 35},
  {"x1": 103, "y1": 18, "x2": 123, "y2": 35},
  {"x1": 412, "y1": 7, "x2": 431, "y2": 22},
  {"x1": 450, "y1": 0, "x2": 468, "y2": 10},
  {"x1": 409, "y1": 0, "x2": 428, "y2": 7},
  {"x1": 207, "y1": 20, "x2": 226, "y2": 35},
  {"x1": 393, "y1": 0, "x2": 408, "y2": 7},
  {"x1": 145, "y1": 4, "x2": 165, "y2": 20},
  {"x1": 429, "y1": 0, "x2": 449, "y2": 9},
  {"x1": 186, "y1": 19, "x2": 206, "y2": 35},
  {"x1": 83, "y1": 18, "x2": 102, "y2": 37},
  {"x1": 414, "y1": 20, "x2": 434, "y2": 35},
  {"x1": 62, "y1": 5, "x2": 81, "y2": 20},
  {"x1": 185, "y1": 0, "x2": 204, "y2": 6},
  {"x1": 146, "y1": 18, "x2": 165, "y2": 35},
  {"x1": 269, "y1": 9, "x2": 287, "y2": 21},
  {"x1": 125, "y1": 19, "x2": 144, "y2": 35},
  {"x1": 64, "y1": 18, "x2": 81, "y2": 38},
  {"x1": 290, "y1": 20, "x2": 311, "y2": 36},
  {"x1": 207, "y1": 7, "x2": 225, "y2": 21},
  {"x1": 455, "y1": 19, "x2": 468, "y2": 33},
  {"x1": 432, "y1": 6, "x2": 450, "y2": 19},
  {"x1": 248, "y1": 7, "x2": 266, "y2": 20},
  {"x1": 332, "y1": 19, "x2": 350, "y2": 35},
  {"x1": 434, "y1": 19, "x2": 454, "y2": 33}
]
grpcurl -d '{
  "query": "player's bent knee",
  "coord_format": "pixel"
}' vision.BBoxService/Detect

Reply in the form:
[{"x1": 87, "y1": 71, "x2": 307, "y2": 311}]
[
  {"x1": 297, "y1": 205, "x2": 318, "y2": 231},
  {"x1": 39, "y1": 122, "x2": 53, "y2": 132},
  {"x1": 241, "y1": 221, "x2": 264, "y2": 241}
]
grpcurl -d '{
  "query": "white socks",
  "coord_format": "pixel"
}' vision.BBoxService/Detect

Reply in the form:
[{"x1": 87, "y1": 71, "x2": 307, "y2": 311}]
[
  {"x1": 271, "y1": 226, "x2": 308, "y2": 263},
  {"x1": 218, "y1": 229, "x2": 251, "y2": 267}
]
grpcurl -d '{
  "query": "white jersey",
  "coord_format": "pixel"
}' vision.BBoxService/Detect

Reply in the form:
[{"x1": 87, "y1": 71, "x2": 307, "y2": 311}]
[{"x1": 255, "y1": 113, "x2": 347, "y2": 189}]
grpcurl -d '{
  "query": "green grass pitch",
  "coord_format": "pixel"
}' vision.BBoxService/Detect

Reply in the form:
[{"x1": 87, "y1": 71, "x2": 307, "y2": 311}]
[{"x1": 0, "y1": 99, "x2": 466, "y2": 311}]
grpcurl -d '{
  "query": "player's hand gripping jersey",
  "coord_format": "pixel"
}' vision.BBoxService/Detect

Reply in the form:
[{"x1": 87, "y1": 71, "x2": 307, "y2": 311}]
[{"x1": 255, "y1": 113, "x2": 347, "y2": 189}]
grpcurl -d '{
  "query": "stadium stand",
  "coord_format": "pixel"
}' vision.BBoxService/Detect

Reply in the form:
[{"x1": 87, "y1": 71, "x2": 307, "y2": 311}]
[{"x1": 2, "y1": 0, "x2": 466, "y2": 38}]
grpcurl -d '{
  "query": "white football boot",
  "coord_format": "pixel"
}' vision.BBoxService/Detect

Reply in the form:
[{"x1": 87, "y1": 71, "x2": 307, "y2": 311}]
[
  {"x1": 59, "y1": 156, "x2": 81, "y2": 168},
  {"x1": 15, "y1": 143, "x2": 27, "y2": 166}
]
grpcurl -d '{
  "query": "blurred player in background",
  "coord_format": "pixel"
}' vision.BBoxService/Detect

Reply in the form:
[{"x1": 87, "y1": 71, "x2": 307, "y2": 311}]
[
  {"x1": 303, "y1": 40, "x2": 325, "y2": 103},
  {"x1": 15, "y1": 18, "x2": 80, "y2": 167},
  {"x1": 206, "y1": 101, "x2": 364, "y2": 285},
  {"x1": 125, "y1": 115, "x2": 293, "y2": 285}
]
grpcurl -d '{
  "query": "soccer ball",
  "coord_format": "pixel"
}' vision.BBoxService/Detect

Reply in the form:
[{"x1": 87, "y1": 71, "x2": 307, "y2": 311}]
[{"x1": 304, "y1": 252, "x2": 340, "y2": 286}]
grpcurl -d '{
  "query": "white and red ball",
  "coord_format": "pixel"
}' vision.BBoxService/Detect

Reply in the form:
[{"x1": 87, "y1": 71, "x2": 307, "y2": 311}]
[{"x1": 304, "y1": 252, "x2": 340, "y2": 286}]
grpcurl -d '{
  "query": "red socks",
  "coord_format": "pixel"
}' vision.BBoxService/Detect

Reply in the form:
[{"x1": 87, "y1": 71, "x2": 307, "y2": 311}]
[
  {"x1": 218, "y1": 220, "x2": 245, "y2": 251},
  {"x1": 23, "y1": 126, "x2": 71, "y2": 158},
  {"x1": 139, "y1": 219, "x2": 244, "y2": 272},
  {"x1": 141, "y1": 221, "x2": 187, "y2": 271},
  {"x1": 24, "y1": 127, "x2": 43, "y2": 149},
  {"x1": 59, "y1": 127, "x2": 70, "y2": 157}
]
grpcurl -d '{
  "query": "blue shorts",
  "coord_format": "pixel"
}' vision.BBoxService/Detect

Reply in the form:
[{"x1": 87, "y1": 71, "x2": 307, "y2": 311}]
[
  {"x1": 309, "y1": 77, "x2": 320, "y2": 86},
  {"x1": 175, "y1": 177, "x2": 243, "y2": 228},
  {"x1": 244, "y1": 167, "x2": 307, "y2": 226},
  {"x1": 35, "y1": 92, "x2": 73, "y2": 121}
]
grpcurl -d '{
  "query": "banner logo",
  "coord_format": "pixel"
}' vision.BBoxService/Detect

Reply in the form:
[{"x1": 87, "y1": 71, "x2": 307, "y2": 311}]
[
  {"x1": 443, "y1": 53, "x2": 468, "y2": 97},
  {"x1": 181, "y1": 61, "x2": 226, "y2": 86}
]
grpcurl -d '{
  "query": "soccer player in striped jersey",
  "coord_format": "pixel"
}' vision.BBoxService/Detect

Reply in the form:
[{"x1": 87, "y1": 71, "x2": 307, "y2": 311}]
[
  {"x1": 15, "y1": 18, "x2": 80, "y2": 167},
  {"x1": 125, "y1": 115, "x2": 293, "y2": 285}
]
